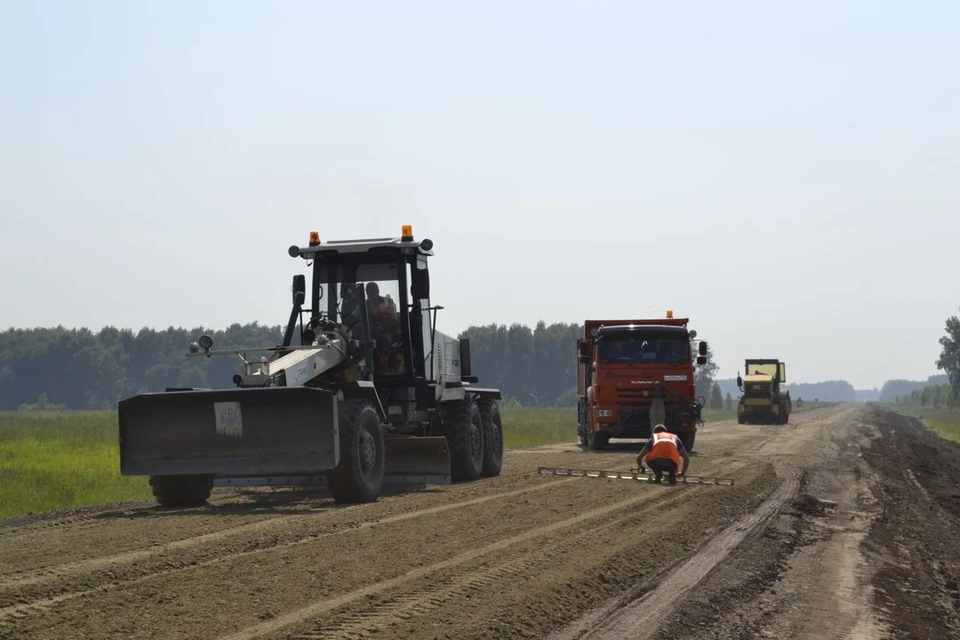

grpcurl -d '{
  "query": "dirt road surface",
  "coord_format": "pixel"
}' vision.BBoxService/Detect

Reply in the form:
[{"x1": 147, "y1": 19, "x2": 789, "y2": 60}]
[{"x1": 2, "y1": 405, "x2": 959, "y2": 639}]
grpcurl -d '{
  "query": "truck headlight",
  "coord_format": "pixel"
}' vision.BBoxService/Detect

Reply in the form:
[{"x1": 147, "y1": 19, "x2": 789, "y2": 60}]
[{"x1": 596, "y1": 409, "x2": 613, "y2": 417}]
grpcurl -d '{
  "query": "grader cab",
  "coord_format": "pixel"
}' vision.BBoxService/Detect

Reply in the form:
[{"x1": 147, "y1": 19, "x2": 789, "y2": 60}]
[{"x1": 118, "y1": 226, "x2": 503, "y2": 506}]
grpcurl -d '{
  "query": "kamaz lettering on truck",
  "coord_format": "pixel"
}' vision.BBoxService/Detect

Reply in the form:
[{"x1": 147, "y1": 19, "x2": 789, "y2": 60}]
[{"x1": 576, "y1": 313, "x2": 708, "y2": 451}]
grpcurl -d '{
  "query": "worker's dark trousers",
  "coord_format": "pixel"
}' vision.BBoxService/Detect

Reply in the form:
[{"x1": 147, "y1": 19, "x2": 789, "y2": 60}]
[{"x1": 647, "y1": 459, "x2": 677, "y2": 483}]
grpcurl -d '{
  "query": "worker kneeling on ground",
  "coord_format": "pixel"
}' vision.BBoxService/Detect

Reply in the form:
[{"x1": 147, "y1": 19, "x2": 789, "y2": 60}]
[{"x1": 637, "y1": 424, "x2": 690, "y2": 485}]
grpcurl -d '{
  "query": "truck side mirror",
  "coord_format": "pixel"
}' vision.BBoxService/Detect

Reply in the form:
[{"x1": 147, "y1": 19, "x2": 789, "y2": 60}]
[
  {"x1": 737, "y1": 373, "x2": 743, "y2": 390},
  {"x1": 578, "y1": 343, "x2": 589, "y2": 357},
  {"x1": 698, "y1": 341, "x2": 708, "y2": 356},
  {"x1": 696, "y1": 356, "x2": 707, "y2": 365},
  {"x1": 291, "y1": 274, "x2": 306, "y2": 305}
]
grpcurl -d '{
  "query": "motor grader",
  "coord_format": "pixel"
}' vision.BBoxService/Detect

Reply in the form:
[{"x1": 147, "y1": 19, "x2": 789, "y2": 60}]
[
  {"x1": 118, "y1": 226, "x2": 503, "y2": 506},
  {"x1": 736, "y1": 359, "x2": 791, "y2": 424}
]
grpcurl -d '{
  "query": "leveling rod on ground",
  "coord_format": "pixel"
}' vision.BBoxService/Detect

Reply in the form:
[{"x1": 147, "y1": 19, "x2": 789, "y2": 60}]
[{"x1": 536, "y1": 466, "x2": 735, "y2": 486}]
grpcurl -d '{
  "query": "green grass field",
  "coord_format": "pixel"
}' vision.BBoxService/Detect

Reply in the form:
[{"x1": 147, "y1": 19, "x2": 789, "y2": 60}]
[
  {"x1": 889, "y1": 405, "x2": 960, "y2": 444},
  {"x1": 0, "y1": 411, "x2": 152, "y2": 518},
  {"x1": 500, "y1": 407, "x2": 573, "y2": 448},
  {"x1": 0, "y1": 405, "x2": 749, "y2": 518}
]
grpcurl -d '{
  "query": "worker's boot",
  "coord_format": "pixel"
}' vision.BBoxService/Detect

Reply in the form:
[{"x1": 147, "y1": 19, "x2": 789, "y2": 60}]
[
  {"x1": 668, "y1": 473, "x2": 677, "y2": 485},
  {"x1": 653, "y1": 471, "x2": 663, "y2": 483}
]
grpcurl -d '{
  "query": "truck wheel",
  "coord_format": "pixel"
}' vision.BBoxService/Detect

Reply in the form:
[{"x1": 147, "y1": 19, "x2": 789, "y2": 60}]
[
  {"x1": 149, "y1": 474, "x2": 214, "y2": 507},
  {"x1": 477, "y1": 399, "x2": 503, "y2": 478},
  {"x1": 443, "y1": 398, "x2": 485, "y2": 481},
  {"x1": 679, "y1": 430, "x2": 696, "y2": 452},
  {"x1": 577, "y1": 402, "x2": 589, "y2": 447},
  {"x1": 327, "y1": 400, "x2": 385, "y2": 503},
  {"x1": 587, "y1": 431, "x2": 608, "y2": 450}
]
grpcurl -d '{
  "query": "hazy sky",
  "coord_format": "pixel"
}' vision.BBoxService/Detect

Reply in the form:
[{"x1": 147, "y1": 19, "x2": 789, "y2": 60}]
[{"x1": 2, "y1": 1, "x2": 958, "y2": 389}]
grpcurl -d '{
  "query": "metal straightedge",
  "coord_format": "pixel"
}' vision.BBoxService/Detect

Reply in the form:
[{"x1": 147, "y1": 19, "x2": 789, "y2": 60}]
[{"x1": 536, "y1": 466, "x2": 735, "y2": 486}]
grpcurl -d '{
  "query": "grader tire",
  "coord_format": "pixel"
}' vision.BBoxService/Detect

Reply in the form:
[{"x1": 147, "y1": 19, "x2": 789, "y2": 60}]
[
  {"x1": 477, "y1": 399, "x2": 503, "y2": 478},
  {"x1": 150, "y1": 474, "x2": 214, "y2": 508},
  {"x1": 327, "y1": 400, "x2": 385, "y2": 503},
  {"x1": 679, "y1": 430, "x2": 696, "y2": 452},
  {"x1": 444, "y1": 398, "x2": 485, "y2": 481}
]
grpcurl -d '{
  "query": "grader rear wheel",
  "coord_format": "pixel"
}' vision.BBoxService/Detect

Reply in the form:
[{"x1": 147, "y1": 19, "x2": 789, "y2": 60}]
[
  {"x1": 477, "y1": 399, "x2": 503, "y2": 478},
  {"x1": 444, "y1": 398, "x2": 485, "y2": 481}
]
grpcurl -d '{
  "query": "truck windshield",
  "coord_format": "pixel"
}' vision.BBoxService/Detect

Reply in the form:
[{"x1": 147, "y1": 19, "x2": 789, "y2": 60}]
[
  {"x1": 746, "y1": 363, "x2": 778, "y2": 377},
  {"x1": 598, "y1": 337, "x2": 688, "y2": 365}
]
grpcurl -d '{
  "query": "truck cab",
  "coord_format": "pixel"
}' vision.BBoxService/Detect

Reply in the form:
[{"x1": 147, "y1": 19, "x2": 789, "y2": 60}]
[{"x1": 577, "y1": 314, "x2": 706, "y2": 451}]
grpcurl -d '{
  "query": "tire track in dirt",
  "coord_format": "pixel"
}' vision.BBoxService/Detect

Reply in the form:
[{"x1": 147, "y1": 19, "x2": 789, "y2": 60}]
[
  {"x1": 550, "y1": 471, "x2": 801, "y2": 639},
  {"x1": 215, "y1": 485, "x2": 705, "y2": 640},
  {"x1": 548, "y1": 409, "x2": 858, "y2": 640},
  {"x1": 1, "y1": 450, "x2": 651, "y2": 599},
  {"x1": 0, "y1": 449, "x2": 559, "y2": 547},
  {"x1": 0, "y1": 448, "x2": 597, "y2": 575},
  {"x1": 0, "y1": 504, "x2": 153, "y2": 537},
  {"x1": 0, "y1": 510, "x2": 350, "y2": 590},
  {"x1": 0, "y1": 469, "x2": 623, "y2": 620},
  {"x1": 288, "y1": 487, "x2": 706, "y2": 640}
]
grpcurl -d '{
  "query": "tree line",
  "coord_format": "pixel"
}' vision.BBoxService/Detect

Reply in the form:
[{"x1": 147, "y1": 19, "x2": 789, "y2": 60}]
[
  {"x1": 9, "y1": 308, "x2": 959, "y2": 412},
  {"x1": 889, "y1": 384, "x2": 954, "y2": 408},
  {"x1": 937, "y1": 310, "x2": 960, "y2": 404},
  {"x1": 0, "y1": 321, "x2": 720, "y2": 410},
  {"x1": 886, "y1": 309, "x2": 960, "y2": 407},
  {"x1": 0, "y1": 324, "x2": 285, "y2": 410}
]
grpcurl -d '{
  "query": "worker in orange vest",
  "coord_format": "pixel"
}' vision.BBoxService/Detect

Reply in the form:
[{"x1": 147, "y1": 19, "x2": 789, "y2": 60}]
[{"x1": 637, "y1": 424, "x2": 690, "y2": 484}]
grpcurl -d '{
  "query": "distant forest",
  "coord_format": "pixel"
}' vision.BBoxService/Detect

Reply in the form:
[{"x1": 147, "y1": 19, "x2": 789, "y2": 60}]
[
  {"x1": 0, "y1": 324, "x2": 286, "y2": 410},
  {"x1": 0, "y1": 322, "x2": 712, "y2": 410},
  {"x1": 714, "y1": 379, "x2": 860, "y2": 403},
  {"x1": 0, "y1": 322, "x2": 952, "y2": 410},
  {"x1": 713, "y1": 375, "x2": 951, "y2": 405},
  {"x1": 460, "y1": 322, "x2": 581, "y2": 407}
]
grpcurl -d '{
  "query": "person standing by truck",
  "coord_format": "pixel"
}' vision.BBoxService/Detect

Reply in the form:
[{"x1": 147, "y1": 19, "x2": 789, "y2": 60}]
[{"x1": 637, "y1": 424, "x2": 690, "y2": 484}]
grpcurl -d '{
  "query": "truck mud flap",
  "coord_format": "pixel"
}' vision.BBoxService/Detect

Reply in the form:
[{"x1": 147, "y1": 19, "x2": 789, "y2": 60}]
[
  {"x1": 119, "y1": 387, "x2": 338, "y2": 477},
  {"x1": 383, "y1": 436, "x2": 451, "y2": 485}
]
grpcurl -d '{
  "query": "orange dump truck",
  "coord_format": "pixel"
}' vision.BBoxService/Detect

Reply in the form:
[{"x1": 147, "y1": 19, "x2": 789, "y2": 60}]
[{"x1": 576, "y1": 314, "x2": 708, "y2": 451}]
